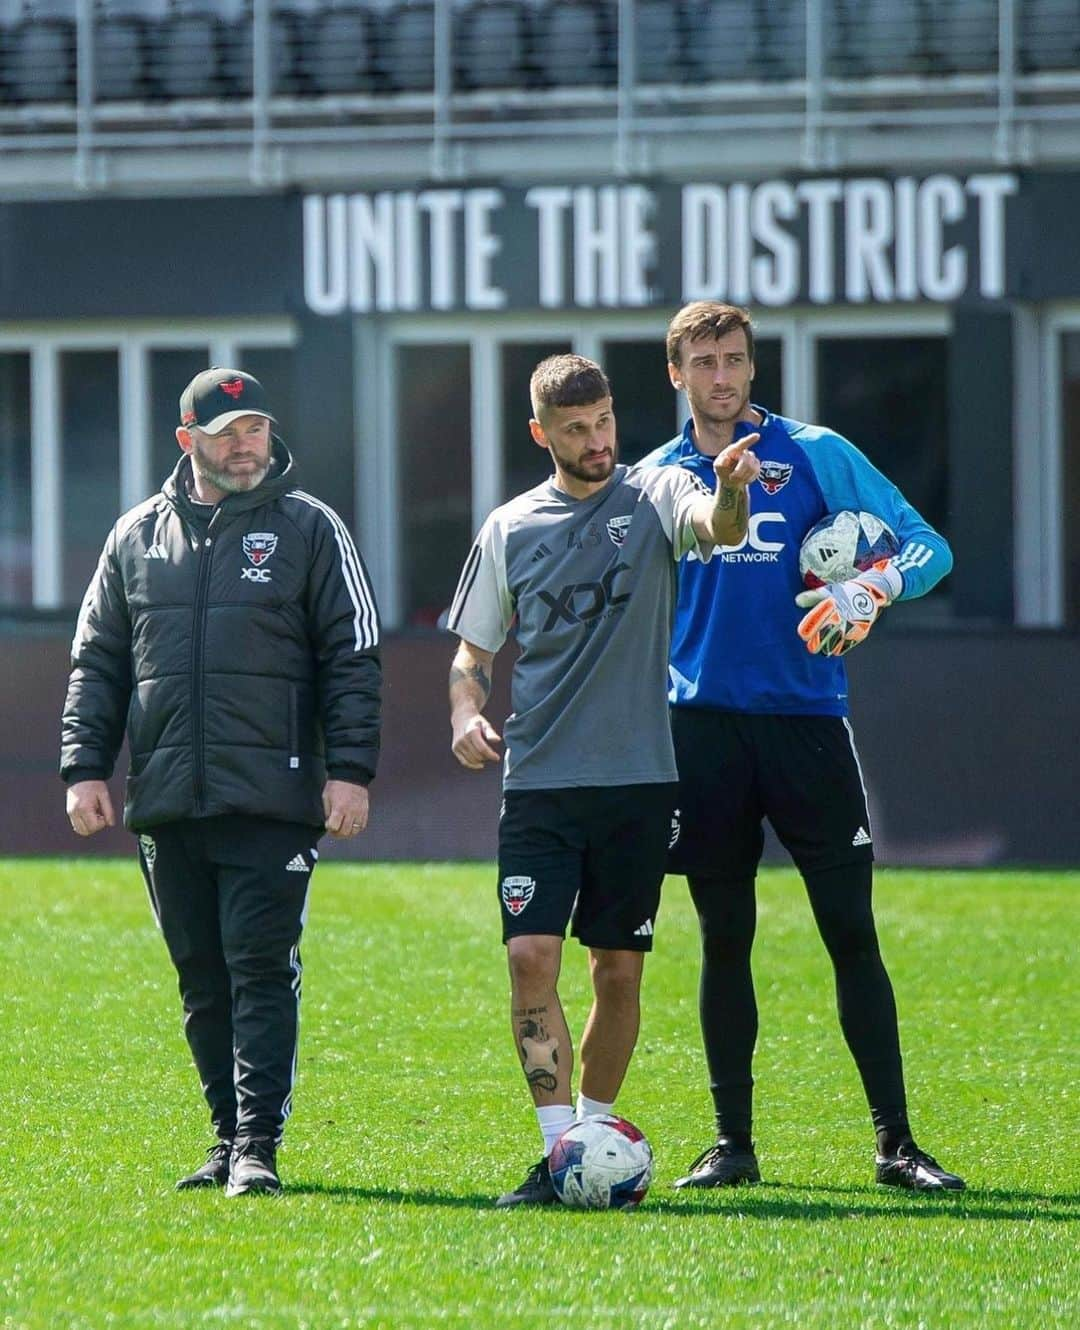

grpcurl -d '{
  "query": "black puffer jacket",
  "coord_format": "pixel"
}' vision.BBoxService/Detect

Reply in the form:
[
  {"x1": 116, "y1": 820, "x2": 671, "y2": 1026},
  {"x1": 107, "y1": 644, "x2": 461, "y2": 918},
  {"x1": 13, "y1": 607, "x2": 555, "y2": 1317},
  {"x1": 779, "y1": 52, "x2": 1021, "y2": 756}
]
[{"x1": 60, "y1": 441, "x2": 381, "y2": 831}]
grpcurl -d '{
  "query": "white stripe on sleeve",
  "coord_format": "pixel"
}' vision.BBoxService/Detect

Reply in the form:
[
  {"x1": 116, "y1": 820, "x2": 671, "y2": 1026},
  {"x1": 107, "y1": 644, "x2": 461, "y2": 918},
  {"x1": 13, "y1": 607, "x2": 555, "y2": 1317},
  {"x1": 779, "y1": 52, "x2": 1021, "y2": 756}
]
[{"x1": 287, "y1": 490, "x2": 379, "y2": 649}]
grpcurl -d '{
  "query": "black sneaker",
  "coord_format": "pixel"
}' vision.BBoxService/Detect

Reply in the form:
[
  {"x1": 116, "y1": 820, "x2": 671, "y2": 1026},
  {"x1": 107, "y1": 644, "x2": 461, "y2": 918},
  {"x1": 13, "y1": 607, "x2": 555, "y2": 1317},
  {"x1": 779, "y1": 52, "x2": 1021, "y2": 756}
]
[
  {"x1": 176, "y1": 1140, "x2": 233, "y2": 1191},
  {"x1": 495, "y1": 1157, "x2": 557, "y2": 1208},
  {"x1": 674, "y1": 1138, "x2": 761, "y2": 1189},
  {"x1": 225, "y1": 1137, "x2": 282, "y2": 1197},
  {"x1": 876, "y1": 1142, "x2": 966, "y2": 1192}
]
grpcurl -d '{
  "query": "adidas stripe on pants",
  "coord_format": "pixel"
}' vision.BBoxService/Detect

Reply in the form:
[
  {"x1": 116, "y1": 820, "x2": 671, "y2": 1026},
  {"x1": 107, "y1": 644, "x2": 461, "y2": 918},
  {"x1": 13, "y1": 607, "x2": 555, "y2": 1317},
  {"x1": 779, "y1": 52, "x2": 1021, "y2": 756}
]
[{"x1": 137, "y1": 815, "x2": 318, "y2": 1142}]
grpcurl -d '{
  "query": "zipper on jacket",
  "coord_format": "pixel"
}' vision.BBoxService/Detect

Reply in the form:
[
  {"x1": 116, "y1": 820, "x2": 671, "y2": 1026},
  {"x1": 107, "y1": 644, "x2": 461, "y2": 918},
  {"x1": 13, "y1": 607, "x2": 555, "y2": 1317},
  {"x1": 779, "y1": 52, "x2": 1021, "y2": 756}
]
[
  {"x1": 288, "y1": 685, "x2": 299, "y2": 770},
  {"x1": 190, "y1": 521, "x2": 217, "y2": 813}
]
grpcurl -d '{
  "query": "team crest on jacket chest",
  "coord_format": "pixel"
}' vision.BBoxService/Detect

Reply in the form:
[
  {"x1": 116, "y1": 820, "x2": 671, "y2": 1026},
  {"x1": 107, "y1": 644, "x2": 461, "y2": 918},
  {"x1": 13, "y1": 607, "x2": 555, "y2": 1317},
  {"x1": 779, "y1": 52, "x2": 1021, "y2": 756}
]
[
  {"x1": 241, "y1": 531, "x2": 278, "y2": 583},
  {"x1": 758, "y1": 461, "x2": 793, "y2": 495}
]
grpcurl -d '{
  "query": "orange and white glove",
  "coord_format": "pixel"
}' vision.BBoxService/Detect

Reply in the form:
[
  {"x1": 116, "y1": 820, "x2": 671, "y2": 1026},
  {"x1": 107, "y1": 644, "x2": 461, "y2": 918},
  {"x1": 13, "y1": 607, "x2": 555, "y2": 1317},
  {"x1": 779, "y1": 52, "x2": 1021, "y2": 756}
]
[{"x1": 795, "y1": 564, "x2": 903, "y2": 657}]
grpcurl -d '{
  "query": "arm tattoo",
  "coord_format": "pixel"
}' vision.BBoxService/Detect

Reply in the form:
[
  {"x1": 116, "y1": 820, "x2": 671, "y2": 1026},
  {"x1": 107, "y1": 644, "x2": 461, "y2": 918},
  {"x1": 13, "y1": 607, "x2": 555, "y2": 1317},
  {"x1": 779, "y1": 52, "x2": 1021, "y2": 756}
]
[
  {"x1": 716, "y1": 485, "x2": 738, "y2": 511},
  {"x1": 449, "y1": 662, "x2": 491, "y2": 703},
  {"x1": 517, "y1": 1014, "x2": 559, "y2": 1095}
]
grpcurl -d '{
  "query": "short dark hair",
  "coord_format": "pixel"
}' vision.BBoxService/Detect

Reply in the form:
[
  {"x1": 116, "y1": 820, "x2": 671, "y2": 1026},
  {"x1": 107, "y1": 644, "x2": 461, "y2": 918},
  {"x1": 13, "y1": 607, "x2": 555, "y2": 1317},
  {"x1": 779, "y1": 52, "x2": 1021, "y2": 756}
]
[
  {"x1": 666, "y1": 302, "x2": 755, "y2": 367},
  {"x1": 529, "y1": 354, "x2": 612, "y2": 422}
]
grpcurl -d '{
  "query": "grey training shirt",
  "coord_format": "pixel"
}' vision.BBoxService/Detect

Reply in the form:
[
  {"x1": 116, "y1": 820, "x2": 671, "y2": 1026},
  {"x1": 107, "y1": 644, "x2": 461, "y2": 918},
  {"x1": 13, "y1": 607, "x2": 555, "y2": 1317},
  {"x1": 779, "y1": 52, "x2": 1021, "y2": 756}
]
[{"x1": 448, "y1": 462, "x2": 712, "y2": 790}]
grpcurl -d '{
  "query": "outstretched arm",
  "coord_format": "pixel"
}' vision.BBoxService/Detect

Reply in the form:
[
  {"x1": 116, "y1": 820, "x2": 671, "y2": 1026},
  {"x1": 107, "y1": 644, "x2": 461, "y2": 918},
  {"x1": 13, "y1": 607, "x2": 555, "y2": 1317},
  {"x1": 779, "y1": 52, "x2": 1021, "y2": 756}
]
[
  {"x1": 449, "y1": 640, "x2": 502, "y2": 770},
  {"x1": 691, "y1": 432, "x2": 761, "y2": 546}
]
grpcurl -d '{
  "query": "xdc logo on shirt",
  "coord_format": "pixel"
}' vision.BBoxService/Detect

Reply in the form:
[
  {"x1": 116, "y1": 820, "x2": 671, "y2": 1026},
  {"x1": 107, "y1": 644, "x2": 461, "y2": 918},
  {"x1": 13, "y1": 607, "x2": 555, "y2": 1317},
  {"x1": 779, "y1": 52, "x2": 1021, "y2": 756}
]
[{"x1": 537, "y1": 562, "x2": 632, "y2": 630}]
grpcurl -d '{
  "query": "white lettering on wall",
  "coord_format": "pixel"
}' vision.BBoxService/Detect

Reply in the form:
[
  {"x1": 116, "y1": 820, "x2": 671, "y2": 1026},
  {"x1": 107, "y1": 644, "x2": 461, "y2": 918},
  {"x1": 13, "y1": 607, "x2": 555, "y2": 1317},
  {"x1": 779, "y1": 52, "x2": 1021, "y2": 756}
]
[
  {"x1": 683, "y1": 185, "x2": 726, "y2": 300},
  {"x1": 303, "y1": 194, "x2": 348, "y2": 316},
  {"x1": 526, "y1": 186, "x2": 572, "y2": 308},
  {"x1": 301, "y1": 173, "x2": 1019, "y2": 313}
]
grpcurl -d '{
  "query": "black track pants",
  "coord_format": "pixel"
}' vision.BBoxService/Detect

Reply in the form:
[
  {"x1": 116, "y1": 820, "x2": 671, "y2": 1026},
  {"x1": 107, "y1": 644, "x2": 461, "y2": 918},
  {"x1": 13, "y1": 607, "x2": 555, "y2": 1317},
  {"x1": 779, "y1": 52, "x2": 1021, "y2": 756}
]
[
  {"x1": 689, "y1": 861, "x2": 906, "y2": 1137},
  {"x1": 137, "y1": 816, "x2": 319, "y2": 1142}
]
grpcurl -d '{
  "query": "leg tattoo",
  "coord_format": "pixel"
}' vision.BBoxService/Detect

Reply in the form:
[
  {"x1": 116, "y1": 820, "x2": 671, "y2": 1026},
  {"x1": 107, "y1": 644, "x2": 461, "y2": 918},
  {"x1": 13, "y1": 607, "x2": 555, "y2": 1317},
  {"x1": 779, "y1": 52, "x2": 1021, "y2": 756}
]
[{"x1": 517, "y1": 1011, "x2": 559, "y2": 1095}]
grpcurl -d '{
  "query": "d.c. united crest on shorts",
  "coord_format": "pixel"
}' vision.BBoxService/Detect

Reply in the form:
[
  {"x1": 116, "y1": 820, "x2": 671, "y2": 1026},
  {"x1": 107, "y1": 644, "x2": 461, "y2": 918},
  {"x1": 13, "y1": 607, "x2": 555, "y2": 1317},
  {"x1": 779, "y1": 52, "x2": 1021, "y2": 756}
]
[{"x1": 501, "y1": 875, "x2": 536, "y2": 916}]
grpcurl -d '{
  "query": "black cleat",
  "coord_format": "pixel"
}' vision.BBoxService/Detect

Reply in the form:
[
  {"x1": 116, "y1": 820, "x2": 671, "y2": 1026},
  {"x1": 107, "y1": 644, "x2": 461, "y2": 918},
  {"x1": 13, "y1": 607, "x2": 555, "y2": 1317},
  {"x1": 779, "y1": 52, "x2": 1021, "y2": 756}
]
[
  {"x1": 876, "y1": 1142, "x2": 966, "y2": 1192},
  {"x1": 495, "y1": 1157, "x2": 557, "y2": 1208},
  {"x1": 674, "y1": 1138, "x2": 761, "y2": 1189},
  {"x1": 176, "y1": 1140, "x2": 233, "y2": 1191},
  {"x1": 225, "y1": 1137, "x2": 282, "y2": 1197}
]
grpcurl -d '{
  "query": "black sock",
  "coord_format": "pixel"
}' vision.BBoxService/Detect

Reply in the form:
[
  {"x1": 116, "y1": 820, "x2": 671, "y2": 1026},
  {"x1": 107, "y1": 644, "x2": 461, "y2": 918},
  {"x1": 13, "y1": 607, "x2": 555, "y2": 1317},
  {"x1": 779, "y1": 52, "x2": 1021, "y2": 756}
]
[{"x1": 874, "y1": 1118, "x2": 914, "y2": 1156}]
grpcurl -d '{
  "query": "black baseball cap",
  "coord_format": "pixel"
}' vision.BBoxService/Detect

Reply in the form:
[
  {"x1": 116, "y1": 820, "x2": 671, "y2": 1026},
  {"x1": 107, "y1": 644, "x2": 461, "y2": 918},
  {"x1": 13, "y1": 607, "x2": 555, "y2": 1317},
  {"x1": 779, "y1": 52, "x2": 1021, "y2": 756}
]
[{"x1": 179, "y1": 367, "x2": 277, "y2": 434}]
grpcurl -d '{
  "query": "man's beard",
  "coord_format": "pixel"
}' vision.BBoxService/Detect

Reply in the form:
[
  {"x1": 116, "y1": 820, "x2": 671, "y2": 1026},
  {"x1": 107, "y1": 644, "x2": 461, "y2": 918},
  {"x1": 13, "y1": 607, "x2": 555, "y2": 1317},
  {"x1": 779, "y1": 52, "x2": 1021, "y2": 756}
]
[
  {"x1": 192, "y1": 445, "x2": 270, "y2": 494},
  {"x1": 551, "y1": 442, "x2": 618, "y2": 484}
]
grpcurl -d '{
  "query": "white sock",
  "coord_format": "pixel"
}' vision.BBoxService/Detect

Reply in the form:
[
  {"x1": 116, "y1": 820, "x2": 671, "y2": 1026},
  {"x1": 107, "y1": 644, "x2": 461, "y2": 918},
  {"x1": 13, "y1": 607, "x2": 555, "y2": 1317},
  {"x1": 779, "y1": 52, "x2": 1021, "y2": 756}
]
[
  {"x1": 536, "y1": 1104, "x2": 575, "y2": 1157},
  {"x1": 576, "y1": 1093, "x2": 615, "y2": 1121}
]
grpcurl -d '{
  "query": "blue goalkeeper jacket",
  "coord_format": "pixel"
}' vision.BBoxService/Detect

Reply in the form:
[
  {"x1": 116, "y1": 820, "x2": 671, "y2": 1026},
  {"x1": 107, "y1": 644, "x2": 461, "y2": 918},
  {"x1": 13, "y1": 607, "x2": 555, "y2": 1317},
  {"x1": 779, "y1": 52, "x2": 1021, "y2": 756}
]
[{"x1": 638, "y1": 409, "x2": 953, "y2": 716}]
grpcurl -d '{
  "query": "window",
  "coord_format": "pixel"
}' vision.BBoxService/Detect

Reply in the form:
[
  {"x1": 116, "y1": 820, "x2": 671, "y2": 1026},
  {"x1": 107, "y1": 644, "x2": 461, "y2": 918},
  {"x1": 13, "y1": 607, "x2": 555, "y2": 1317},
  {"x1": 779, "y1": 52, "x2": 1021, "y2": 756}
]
[
  {"x1": 750, "y1": 338, "x2": 783, "y2": 417},
  {"x1": 0, "y1": 354, "x2": 31, "y2": 609},
  {"x1": 61, "y1": 351, "x2": 120, "y2": 606},
  {"x1": 151, "y1": 348, "x2": 210, "y2": 490},
  {"x1": 501, "y1": 340, "x2": 571, "y2": 500},
  {"x1": 601, "y1": 339, "x2": 673, "y2": 465},
  {"x1": 398, "y1": 343, "x2": 472, "y2": 627},
  {"x1": 240, "y1": 346, "x2": 297, "y2": 447},
  {"x1": 816, "y1": 336, "x2": 949, "y2": 538},
  {"x1": 1063, "y1": 331, "x2": 1080, "y2": 628}
]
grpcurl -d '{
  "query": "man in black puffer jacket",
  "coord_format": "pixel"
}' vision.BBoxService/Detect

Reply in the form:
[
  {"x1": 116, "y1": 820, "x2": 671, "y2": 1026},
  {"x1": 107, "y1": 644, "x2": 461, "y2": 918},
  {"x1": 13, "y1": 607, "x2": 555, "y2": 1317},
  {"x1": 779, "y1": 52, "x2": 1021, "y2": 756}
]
[{"x1": 60, "y1": 367, "x2": 381, "y2": 1197}]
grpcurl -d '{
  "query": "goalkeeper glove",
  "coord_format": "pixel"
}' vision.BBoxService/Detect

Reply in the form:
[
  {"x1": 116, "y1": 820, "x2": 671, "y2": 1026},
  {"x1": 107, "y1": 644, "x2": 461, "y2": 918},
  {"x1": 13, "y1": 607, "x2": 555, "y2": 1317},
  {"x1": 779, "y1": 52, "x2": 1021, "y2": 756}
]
[{"x1": 795, "y1": 563, "x2": 903, "y2": 657}]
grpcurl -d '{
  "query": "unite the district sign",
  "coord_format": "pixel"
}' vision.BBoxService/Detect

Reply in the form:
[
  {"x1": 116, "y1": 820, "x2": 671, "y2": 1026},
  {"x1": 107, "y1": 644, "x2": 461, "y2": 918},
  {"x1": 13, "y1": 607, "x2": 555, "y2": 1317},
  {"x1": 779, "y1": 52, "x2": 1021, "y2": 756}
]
[{"x1": 302, "y1": 173, "x2": 1018, "y2": 316}]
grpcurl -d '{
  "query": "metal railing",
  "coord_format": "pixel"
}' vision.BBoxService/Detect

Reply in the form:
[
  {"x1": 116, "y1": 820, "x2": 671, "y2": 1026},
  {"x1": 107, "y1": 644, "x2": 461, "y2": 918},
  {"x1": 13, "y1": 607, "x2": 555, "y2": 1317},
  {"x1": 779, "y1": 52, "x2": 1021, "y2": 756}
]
[{"x1": 0, "y1": 0, "x2": 1077, "y2": 186}]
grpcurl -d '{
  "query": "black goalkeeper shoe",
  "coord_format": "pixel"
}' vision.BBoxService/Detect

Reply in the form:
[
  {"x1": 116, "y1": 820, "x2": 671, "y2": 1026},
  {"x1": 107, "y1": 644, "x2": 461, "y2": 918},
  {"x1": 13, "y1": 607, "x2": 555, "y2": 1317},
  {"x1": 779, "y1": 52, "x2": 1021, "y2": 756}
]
[
  {"x1": 876, "y1": 1142, "x2": 966, "y2": 1192},
  {"x1": 175, "y1": 1140, "x2": 233, "y2": 1191},
  {"x1": 674, "y1": 1138, "x2": 761, "y2": 1189},
  {"x1": 225, "y1": 1136, "x2": 282, "y2": 1197},
  {"x1": 495, "y1": 1157, "x2": 557, "y2": 1208}
]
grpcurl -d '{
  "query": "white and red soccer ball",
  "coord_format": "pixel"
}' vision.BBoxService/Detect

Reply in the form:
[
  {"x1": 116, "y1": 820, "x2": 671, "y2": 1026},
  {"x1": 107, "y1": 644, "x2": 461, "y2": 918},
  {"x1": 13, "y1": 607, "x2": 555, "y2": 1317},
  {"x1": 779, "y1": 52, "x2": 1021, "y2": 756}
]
[
  {"x1": 549, "y1": 1114, "x2": 653, "y2": 1210},
  {"x1": 798, "y1": 510, "x2": 899, "y2": 589}
]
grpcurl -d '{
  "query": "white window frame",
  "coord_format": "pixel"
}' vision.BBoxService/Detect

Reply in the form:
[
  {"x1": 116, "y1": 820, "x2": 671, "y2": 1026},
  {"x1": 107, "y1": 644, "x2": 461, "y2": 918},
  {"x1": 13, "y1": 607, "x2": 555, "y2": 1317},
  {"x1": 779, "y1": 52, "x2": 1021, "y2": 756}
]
[
  {"x1": 0, "y1": 319, "x2": 295, "y2": 610},
  {"x1": 1027, "y1": 302, "x2": 1080, "y2": 628}
]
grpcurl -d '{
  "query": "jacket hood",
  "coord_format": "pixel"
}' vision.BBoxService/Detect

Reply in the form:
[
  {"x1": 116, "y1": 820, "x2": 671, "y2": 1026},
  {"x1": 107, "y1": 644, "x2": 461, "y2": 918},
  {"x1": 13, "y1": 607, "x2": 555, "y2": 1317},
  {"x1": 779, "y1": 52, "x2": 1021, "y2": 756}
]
[{"x1": 162, "y1": 435, "x2": 295, "y2": 517}]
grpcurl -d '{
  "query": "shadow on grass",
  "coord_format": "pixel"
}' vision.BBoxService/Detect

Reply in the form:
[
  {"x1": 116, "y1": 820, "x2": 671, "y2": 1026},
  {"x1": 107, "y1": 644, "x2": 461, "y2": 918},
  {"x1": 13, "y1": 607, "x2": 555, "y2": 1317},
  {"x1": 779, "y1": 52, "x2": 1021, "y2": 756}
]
[
  {"x1": 287, "y1": 1179, "x2": 1078, "y2": 1223},
  {"x1": 778, "y1": 1180, "x2": 1080, "y2": 1209},
  {"x1": 289, "y1": 1182, "x2": 493, "y2": 1210}
]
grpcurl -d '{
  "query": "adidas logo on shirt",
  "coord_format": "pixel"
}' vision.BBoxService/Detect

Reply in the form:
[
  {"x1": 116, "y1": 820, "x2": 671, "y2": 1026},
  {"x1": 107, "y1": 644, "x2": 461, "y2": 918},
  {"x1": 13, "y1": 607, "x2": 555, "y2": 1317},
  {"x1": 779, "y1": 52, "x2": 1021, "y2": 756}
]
[
  {"x1": 851, "y1": 826, "x2": 872, "y2": 847},
  {"x1": 633, "y1": 919, "x2": 654, "y2": 937},
  {"x1": 531, "y1": 543, "x2": 552, "y2": 563},
  {"x1": 285, "y1": 854, "x2": 310, "y2": 873},
  {"x1": 143, "y1": 544, "x2": 168, "y2": 560}
]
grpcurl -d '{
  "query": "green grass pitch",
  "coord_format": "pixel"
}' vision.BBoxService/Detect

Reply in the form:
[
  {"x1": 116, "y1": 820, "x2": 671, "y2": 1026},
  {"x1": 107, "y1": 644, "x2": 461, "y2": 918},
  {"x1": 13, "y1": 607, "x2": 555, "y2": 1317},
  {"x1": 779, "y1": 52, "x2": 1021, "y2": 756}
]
[{"x1": 3, "y1": 859, "x2": 1077, "y2": 1329}]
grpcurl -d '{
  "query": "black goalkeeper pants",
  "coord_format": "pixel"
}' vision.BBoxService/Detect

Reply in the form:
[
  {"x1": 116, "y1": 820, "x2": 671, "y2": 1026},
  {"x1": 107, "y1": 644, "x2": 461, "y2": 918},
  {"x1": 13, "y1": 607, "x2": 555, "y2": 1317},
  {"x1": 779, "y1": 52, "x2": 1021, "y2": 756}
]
[
  {"x1": 137, "y1": 815, "x2": 319, "y2": 1143},
  {"x1": 670, "y1": 710, "x2": 907, "y2": 1141},
  {"x1": 688, "y1": 862, "x2": 907, "y2": 1140}
]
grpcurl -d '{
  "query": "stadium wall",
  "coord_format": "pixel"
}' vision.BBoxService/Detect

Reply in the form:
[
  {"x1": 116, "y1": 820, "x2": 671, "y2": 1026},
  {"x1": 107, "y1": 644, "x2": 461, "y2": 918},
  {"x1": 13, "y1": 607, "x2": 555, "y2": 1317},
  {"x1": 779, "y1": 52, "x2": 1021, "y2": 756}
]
[{"x1": 4, "y1": 628, "x2": 1079, "y2": 867}]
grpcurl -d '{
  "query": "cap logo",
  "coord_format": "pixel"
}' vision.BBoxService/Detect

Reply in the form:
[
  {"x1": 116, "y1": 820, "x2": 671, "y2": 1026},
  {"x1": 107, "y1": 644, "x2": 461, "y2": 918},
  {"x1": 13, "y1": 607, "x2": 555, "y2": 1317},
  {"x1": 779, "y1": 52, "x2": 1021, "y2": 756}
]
[{"x1": 219, "y1": 378, "x2": 245, "y2": 399}]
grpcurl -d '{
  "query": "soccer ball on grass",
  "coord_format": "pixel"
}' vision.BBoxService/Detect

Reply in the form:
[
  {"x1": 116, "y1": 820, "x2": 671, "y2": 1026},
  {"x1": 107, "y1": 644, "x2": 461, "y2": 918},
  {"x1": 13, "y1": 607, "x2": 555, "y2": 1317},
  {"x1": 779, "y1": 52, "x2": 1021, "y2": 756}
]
[
  {"x1": 798, "y1": 510, "x2": 899, "y2": 589},
  {"x1": 549, "y1": 1114, "x2": 653, "y2": 1210}
]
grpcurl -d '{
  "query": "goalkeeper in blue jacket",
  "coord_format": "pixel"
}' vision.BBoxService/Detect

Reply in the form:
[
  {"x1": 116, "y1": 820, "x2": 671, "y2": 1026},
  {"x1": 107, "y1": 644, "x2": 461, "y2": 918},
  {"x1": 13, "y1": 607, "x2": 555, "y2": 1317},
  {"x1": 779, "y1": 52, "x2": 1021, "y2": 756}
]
[{"x1": 641, "y1": 301, "x2": 965, "y2": 1192}]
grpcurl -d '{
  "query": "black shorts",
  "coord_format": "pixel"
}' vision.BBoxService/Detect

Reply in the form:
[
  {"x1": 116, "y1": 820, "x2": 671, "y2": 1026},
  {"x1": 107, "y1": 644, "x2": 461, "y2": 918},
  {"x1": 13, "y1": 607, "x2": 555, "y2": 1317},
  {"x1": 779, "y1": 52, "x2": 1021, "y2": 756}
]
[
  {"x1": 668, "y1": 709, "x2": 875, "y2": 879},
  {"x1": 497, "y1": 782, "x2": 678, "y2": 950}
]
